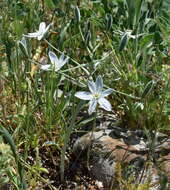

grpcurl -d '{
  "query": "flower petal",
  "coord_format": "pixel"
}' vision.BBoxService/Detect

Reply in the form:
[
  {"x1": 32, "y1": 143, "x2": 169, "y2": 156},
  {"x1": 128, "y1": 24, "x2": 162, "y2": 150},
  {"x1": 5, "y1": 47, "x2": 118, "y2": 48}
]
[
  {"x1": 37, "y1": 33, "x2": 44, "y2": 41},
  {"x1": 41, "y1": 64, "x2": 51, "y2": 71},
  {"x1": 56, "y1": 54, "x2": 69, "y2": 70},
  {"x1": 101, "y1": 88, "x2": 113, "y2": 97},
  {"x1": 95, "y1": 75, "x2": 103, "y2": 93},
  {"x1": 60, "y1": 54, "x2": 65, "y2": 61},
  {"x1": 88, "y1": 81, "x2": 96, "y2": 94},
  {"x1": 49, "y1": 51, "x2": 58, "y2": 65},
  {"x1": 98, "y1": 97, "x2": 112, "y2": 111},
  {"x1": 39, "y1": 22, "x2": 46, "y2": 32},
  {"x1": 24, "y1": 32, "x2": 39, "y2": 38},
  {"x1": 18, "y1": 37, "x2": 28, "y2": 55},
  {"x1": 19, "y1": 37, "x2": 27, "y2": 48},
  {"x1": 88, "y1": 99, "x2": 97, "y2": 114},
  {"x1": 45, "y1": 23, "x2": 51, "y2": 33},
  {"x1": 75, "y1": 91, "x2": 92, "y2": 100},
  {"x1": 62, "y1": 57, "x2": 69, "y2": 65}
]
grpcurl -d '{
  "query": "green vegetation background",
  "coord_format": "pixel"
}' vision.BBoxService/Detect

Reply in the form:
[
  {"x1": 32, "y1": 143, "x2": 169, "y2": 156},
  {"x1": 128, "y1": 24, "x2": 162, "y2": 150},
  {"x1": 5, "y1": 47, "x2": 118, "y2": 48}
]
[{"x1": 0, "y1": 0, "x2": 169, "y2": 189}]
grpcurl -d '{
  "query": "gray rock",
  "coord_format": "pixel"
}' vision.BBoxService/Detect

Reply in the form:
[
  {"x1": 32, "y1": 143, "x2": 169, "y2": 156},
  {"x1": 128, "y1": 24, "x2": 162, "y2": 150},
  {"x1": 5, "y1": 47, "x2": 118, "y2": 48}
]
[{"x1": 73, "y1": 126, "x2": 170, "y2": 189}]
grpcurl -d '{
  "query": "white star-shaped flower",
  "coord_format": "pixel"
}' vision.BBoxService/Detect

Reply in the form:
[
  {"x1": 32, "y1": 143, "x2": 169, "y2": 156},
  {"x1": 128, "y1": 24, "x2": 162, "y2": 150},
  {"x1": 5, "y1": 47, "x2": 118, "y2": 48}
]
[
  {"x1": 75, "y1": 76, "x2": 113, "y2": 114},
  {"x1": 24, "y1": 22, "x2": 50, "y2": 40},
  {"x1": 40, "y1": 51, "x2": 69, "y2": 71}
]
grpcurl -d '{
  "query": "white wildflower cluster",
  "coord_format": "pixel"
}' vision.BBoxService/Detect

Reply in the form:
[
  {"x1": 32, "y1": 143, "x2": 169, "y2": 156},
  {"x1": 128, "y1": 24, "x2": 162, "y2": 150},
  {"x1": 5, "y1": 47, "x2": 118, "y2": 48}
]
[
  {"x1": 23, "y1": 22, "x2": 113, "y2": 115},
  {"x1": 23, "y1": 22, "x2": 68, "y2": 72}
]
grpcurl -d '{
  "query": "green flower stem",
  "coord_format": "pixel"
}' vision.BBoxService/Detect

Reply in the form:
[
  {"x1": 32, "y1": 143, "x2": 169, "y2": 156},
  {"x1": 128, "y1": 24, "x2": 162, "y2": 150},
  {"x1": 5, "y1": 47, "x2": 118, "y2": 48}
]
[
  {"x1": 87, "y1": 110, "x2": 97, "y2": 170},
  {"x1": 60, "y1": 101, "x2": 82, "y2": 182}
]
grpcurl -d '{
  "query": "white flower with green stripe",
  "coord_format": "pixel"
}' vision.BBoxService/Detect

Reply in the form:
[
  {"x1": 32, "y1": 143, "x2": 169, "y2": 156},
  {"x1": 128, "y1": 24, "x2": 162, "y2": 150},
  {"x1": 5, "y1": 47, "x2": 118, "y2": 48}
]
[
  {"x1": 41, "y1": 51, "x2": 69, "y2": 71},
  {"x1": 75, "y1": 76, "x2": 113, "y2": 114},
  {"x1": 24, "y1": 22, "x2": 51, "y2": 41}
]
